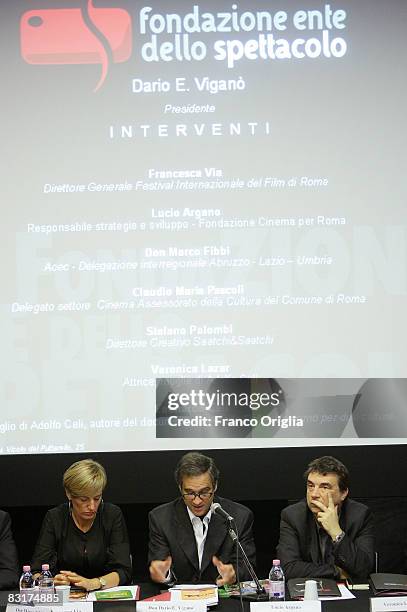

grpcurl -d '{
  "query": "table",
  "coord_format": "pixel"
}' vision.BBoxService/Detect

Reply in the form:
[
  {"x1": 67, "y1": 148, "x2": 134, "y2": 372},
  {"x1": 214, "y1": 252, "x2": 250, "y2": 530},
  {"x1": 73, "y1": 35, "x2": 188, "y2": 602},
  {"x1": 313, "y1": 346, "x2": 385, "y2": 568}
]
[{"x1": 0, "y1": 585, "x2": 373, "y2": 612}]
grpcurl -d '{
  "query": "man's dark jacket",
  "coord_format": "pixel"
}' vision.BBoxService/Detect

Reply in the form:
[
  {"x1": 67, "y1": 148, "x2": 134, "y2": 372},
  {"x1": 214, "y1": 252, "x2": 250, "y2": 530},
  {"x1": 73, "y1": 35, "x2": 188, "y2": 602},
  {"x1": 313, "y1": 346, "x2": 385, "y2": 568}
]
[
  {"x1": 277, "y1": 498, "x2": 375, "y2": 580},
  {"x1": 148, "y1": 496, "x2": 256, "y2": 583},
  {"x1": 0, "y1": 510, "x2": 19, "y2": 589}
]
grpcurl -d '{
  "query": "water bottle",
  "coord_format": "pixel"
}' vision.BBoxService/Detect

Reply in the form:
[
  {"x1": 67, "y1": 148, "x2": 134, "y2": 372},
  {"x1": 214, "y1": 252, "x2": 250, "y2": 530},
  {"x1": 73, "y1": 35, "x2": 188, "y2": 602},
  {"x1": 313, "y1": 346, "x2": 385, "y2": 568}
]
[
  {"x1": 38, "y1": 564, "x2": 54, "y2": 595},
  {"x1": 19, "y1": 565, "x2": 35, "y2": 601},
  {"x1": 20, "y1": 565, "x2": 35, "y2": 603},
  {"x1": 20, "y1": 565, "x2": 34, "y2": 590},
  {"x1": 268, "y1": 559, "x2": 285, "y2": 600}
]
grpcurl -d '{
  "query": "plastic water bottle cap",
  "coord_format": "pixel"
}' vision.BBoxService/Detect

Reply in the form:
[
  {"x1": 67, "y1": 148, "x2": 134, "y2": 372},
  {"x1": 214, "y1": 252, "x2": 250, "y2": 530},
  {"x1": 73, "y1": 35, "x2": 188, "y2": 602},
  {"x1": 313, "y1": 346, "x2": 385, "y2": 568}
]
[
  {"x1": 41, "y1": 564, "x2": 49, "y2": 570},
  {"x1": 273, "y1": 559, "x2": 280, "y2": 565},
  {"x1": 23, "y1": 565, "x2": 31, "y2": 572}
]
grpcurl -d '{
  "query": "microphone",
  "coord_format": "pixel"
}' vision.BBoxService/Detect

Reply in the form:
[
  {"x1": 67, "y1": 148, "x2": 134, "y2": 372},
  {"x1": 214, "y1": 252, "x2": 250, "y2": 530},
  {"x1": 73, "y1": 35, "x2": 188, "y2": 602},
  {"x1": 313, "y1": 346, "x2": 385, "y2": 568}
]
[
  {"x1": 211, "y1": 502, "x2": 234, "y2": 522},
  {"x1": 212, "y1": 504, "x2": 267, "y2": 601}
]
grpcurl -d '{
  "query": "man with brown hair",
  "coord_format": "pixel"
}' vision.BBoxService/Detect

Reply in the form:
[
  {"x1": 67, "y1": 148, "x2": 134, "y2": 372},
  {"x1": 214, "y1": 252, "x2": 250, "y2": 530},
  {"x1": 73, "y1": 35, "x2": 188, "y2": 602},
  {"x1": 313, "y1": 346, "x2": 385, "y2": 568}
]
[{"x1": 148, "y1": 451, "x2": 256, "y2": 585}]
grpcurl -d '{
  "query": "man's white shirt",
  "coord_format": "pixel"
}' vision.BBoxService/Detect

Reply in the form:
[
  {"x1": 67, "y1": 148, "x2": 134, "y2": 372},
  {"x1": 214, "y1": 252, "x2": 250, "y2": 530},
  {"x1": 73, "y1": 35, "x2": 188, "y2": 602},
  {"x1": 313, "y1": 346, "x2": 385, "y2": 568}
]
[{"x1": 187, "y1": 506, "x2": 212, "y2": 568}]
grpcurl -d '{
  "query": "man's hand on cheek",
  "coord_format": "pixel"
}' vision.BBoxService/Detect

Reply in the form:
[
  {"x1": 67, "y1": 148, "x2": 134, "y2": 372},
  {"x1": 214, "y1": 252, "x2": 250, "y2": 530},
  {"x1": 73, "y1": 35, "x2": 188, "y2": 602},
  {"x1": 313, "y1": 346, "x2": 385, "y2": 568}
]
[{"x1": 314, "y1": 493, "x2": 342, "y2": 539}]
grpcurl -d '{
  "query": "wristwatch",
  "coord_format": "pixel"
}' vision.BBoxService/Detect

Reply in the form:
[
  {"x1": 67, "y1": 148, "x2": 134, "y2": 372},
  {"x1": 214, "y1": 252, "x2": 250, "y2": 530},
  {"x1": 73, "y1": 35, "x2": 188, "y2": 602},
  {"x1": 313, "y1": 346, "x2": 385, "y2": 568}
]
[
  {"x1": 332, "y1": 531, "x2": 345, "y2": 545},
  {"x1": 98, "y1": 577, "x2": 107, "y2": 590}
]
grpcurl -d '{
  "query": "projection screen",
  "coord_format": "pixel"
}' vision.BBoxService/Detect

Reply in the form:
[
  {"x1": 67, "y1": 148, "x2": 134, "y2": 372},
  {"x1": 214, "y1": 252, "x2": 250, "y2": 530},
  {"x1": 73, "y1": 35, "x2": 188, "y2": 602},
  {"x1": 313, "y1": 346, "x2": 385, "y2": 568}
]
[{"x1": 1, "y1": 0, "x2": 406, "y2": 454}]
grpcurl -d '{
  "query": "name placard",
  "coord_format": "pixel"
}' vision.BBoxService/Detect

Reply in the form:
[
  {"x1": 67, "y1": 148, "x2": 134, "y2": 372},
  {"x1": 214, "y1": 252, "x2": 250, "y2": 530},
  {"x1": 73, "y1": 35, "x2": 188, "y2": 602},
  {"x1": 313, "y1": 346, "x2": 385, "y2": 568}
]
[
  {"x1": 6, "y1": 603, "x2": 92, "y2": 612},
  {"x1": 371, "y1": 596, "x2": 407, "y2": 612},
  {"x1": 251, "y1": 602, "x2": 321, "y2": 612},
  {"x1": 138, "y1": 602, "x2": 206, "y2": 612}
]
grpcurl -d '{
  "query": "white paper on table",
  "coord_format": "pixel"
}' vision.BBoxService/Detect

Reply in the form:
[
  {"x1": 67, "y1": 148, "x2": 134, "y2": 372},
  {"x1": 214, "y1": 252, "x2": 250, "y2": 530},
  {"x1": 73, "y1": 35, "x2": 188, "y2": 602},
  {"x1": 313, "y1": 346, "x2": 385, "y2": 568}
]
[
  {"x1": 319, "y1": 584, "x2": 355, "y2": 600},
  {"x1": 169, "y1": 585, "x2": 218, "y2": 607},
  {"x1": 170, "y1": 585, "x2": 217, "y2": 590}
]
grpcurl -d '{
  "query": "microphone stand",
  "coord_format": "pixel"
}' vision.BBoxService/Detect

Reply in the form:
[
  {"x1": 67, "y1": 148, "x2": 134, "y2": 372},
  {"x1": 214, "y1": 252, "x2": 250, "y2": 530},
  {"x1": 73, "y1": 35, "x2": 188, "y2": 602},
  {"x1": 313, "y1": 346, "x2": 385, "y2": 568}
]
[{"x1": 227, "y1": 523, "x2": 268, "y2": 601}]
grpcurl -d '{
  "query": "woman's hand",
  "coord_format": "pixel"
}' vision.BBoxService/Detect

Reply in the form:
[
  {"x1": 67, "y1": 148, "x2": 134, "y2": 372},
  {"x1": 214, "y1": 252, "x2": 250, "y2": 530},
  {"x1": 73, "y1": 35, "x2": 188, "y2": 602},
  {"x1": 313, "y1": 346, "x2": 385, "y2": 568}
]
[
  {"x1": 59, "y1": 571, "x2": 100, "y2": 591},
  {"x1": 53, "y1": 573, "x2": 71, "y2": 586}
]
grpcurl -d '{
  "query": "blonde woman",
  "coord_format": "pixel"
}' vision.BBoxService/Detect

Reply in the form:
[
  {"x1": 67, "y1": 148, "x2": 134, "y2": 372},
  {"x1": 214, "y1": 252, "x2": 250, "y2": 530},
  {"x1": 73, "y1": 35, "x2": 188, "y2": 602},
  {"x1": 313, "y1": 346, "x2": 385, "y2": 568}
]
[{"x1": 31, "y1": 459, "x2": 132, "y2": 590}]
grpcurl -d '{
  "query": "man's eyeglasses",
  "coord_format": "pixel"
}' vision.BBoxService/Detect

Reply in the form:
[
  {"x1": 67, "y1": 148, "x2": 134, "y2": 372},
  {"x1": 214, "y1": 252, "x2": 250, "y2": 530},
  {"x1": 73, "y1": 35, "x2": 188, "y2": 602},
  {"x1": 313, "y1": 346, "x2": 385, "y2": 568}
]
[{"x1": 182, "y1": 490, "x2": 214, "y2": 501}]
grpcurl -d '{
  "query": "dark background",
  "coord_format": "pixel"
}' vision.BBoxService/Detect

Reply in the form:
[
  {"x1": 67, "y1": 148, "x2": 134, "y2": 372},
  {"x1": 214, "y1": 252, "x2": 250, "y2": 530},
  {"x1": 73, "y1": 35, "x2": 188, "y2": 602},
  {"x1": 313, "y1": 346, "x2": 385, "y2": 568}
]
[{"x1": 2, "y1": 445, "x2": 407, "y2": 579}]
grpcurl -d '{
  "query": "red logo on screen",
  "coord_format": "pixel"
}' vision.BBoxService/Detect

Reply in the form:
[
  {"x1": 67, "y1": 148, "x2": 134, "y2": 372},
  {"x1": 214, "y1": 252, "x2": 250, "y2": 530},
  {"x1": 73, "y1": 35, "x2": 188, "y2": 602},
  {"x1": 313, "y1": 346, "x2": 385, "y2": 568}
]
[{"x1": 20, "y1": 0, "x2": 132, "y2": 91}]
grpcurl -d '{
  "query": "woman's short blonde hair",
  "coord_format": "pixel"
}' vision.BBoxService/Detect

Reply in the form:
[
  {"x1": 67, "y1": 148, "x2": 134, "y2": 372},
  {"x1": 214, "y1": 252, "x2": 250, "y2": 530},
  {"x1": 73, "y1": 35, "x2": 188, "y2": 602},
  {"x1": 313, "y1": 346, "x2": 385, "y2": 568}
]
[{"x1": 63, "y1": 459, "x2": 107, "y2": 497}]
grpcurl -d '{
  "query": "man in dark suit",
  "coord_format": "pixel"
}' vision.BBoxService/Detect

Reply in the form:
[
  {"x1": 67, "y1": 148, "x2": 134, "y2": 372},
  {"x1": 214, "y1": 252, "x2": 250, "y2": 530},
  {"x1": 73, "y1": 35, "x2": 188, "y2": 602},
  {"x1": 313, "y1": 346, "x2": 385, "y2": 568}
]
[
  {"x1": 0, "y1": 510, "x2": 19, "y2": 589},
  {"x1": 277, "y1": 456, "x2": 375, "y2": 581},
  {"x1": 148, "y1": 451, "x2": 256, "y2": 585}
]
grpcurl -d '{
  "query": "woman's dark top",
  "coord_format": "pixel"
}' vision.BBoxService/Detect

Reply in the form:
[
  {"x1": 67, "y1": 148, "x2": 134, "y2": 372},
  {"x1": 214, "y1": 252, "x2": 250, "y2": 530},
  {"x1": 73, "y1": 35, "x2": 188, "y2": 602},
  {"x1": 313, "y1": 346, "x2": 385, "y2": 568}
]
[{"x1": 31, "y1": 502, "x2": 132, "y2": 584}]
